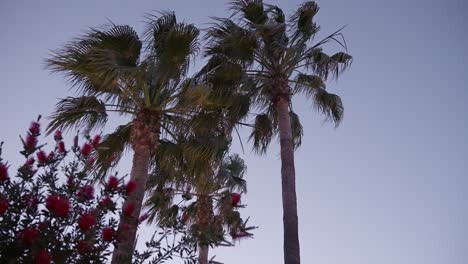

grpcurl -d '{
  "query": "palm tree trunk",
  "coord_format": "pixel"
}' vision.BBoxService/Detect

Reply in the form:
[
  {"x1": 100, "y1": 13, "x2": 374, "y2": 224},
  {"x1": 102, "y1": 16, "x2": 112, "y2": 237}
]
[
  {"x1": 198, "y1": 244, "x2": 209, "y2": 264},
  {"x1": 275, "y1": 96, "x2": 301, "y2": 264},
  {"x1": 111, "y1": 110, "x2": 159, "y2": 264},
  {"x1": 196, "y1": 195, "x2": 212, "y2": 264}
]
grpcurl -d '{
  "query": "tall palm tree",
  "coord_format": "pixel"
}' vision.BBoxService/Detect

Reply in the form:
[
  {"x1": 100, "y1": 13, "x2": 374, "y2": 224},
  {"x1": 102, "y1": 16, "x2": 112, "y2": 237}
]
[
  {"x1": 46, "y1": 12, "x2": 209, "y2": 263},
  {"x1": 199, "y1": 1, "x2": 352, "y2": 263},
  {"x1": 145, "y1": 128, "x2": 253, "y2": 264}
]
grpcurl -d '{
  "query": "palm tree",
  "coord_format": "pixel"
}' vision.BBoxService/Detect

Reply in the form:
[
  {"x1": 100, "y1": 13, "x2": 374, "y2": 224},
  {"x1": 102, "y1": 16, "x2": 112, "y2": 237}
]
[
  {"x1": 199, "y1": 1, "x2": 352, "y2": 263},
  {"x1": 46, "y1": 12, "x2": 209, "y2": 263},
  {"x1": 145, "y1": 128, "x2": 254, "y2": 264}
]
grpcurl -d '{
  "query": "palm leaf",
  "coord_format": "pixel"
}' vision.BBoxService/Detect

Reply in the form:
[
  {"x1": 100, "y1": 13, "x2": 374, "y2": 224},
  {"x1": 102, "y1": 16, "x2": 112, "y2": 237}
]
[
  {"x1": 145, "y1": 12, "x2": 199, "y2": 78},
  {"x1": 293, "y1": 73, "x2": 325, "y2": 96},
  {"x1": 290, "y1": 1, "x2": 320, "y2": 40},
  {"x1": 205, "y1": 18, "x2": 258, "y2": 65},
  {"x1": 93, "y1": 123, "x2": 132, "y2": 177},
  {"x1": 249, "y1": 113, "x2": 274, "y2": 153},
  {"x1": 47, "y1": 96, "x2": 107, "y2": 134},
  {"x1": 290, "y1": 111, "x2": 303, "y2": 148},
  {"x1": 230, "y1": 0, "x2": 268, "y2": 25},
  {"x1": 217, "y1": 154, "x2": 247, "y2": 193},
  {"x1": 313, "y1": 88, "x2": 343, "y2": 126},
  {"x1": 46, "y1": 25, "x2": 142, "y2": 99}
]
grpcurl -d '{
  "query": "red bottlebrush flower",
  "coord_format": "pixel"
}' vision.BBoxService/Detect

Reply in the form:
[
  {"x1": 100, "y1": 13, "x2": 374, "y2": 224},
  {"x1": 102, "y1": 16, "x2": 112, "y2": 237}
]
[
  {"x1": 78, "y1": 185, "x2": 94, "y2": 200},
  {"x1": 57, "y1": 141, "x2": 66, "y2": 154},
  {"x1": 78, "y1": 212, "x2": 96, "y2": 231},
  {"x1": 125, "y1": 180, "x2": 137, "y2": 194},
  {"x1": 26, "y1": 157, "x2": 35, "y2": 166},
  {"x1": 123, "y1": 202, "x2": 135, "y2": 217},
  {"x1": 53, "y1": 130, "x2": 62, "y2": 141},
  {"x1": 73, "y1": 135, "x2": 79, "y2": 148},
  {"x1": 92, "y1": 135, "x2": 101, "y2": 146},
  {"x1": 0, "y1": 163, "x2": 8, "y2": 182},
  {"x1": 102, "y1": 227, "x2": 114, "y2": 242},
  {"x1": 34, "y1": 249, "x2": 51, "y2": 264},
  {"x1": 107, "y1": 176, "x2": 119, "y2": 190},
  {"x1": 19, "y1": 227, "x2": 39, "y2": 246},
  {"x1": 25, "y1": 134, "x2": 38, "y2": 150},
  {"x1": 181, "y1": 211, "x2": 189, "y2": 223},
  {"x1": 29, "y1": 122, "x2": 40, "y2": 135},
  {"x1": 0, "y1": 197, "x2": 8, "y2": 215},
  {"x1": 99, "y1": 196, "x2": 113, "y2": 209},
  {"x1": 80, "y1": 143, "x2": 93, "y2": 156},
  {"x1": 231, "y1": 193, "x2": 241, "y2": 206},
  {"x1": 46, "y1": 195, "x2": 70, "y2": 217},
  {"x1": 36, "y1": 151, "x2": 48, "y2": 164},
  {"x1": 77, "y1": 240, "x2": 90, "y2": 255}
]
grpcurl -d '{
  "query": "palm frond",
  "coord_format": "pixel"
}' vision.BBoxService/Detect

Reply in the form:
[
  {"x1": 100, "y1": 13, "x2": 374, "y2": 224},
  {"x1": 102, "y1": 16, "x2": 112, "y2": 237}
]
[
  {"x1": 230, "y1": 0, "x2": 268, "y2": 25},
  {"x1": 290, "y1": 1, "x2": 320, "y2": 41},
  {"x1": 93, "y1": 123, "x2": 132, "y2": 177},
  {"x1": 151, "y1": 139, "x2": 186, "y2": 188},
  {"x1": 47, "y1": 96, "x2": 108, "y2": 134},
  {"x1": 181, "y1": 135, "x2": 230, "y2": 170},
  {"x1": 249, "y1": 113, "x2": 274, "y2": 153},
  {"x1": 270, "y1": 5, "x2": 285, "y2": 23},
  {"x1": 255, "y1": 21, "x2": 288, "y2": 58},
  {"x1": 289, "y1": 111, "x2": 303, "y2": 149},
  {"x1": 225, "y1": 93, "x2": 251, "y2": 124},
  {"x1": 305, "y1": 49, "x2": 352, "y2": 80},
  {"x1": 313, "y1": 88, "x2": 343, "y2": 126},
  {"x1": 292, "y1": 73, "x2": 325, "y2": 96},
  {"x1": 46, "y1": 25, "x2": 142, "y2": 98},
  {"x1": 203, "y1": 57, "x2": 245, "y2": 87},
  {"x1": 145, "y1": 187, "x2": 176, "y2": 226},
  {"x1": 173, "y1": 79, "x2": 212, "y2": 111},
  {"x1": 143, "y1": 11, "x2": 177, "y2": 53},
  {"x1": 145, "y1": 12, "x2": 199, "y2": 78},
  {"x1": 205, "y1": 18, "x2": 258, "y2": 65},
  {"x1": 217, "y1": 154, "x2": 247, "y2": 193}
]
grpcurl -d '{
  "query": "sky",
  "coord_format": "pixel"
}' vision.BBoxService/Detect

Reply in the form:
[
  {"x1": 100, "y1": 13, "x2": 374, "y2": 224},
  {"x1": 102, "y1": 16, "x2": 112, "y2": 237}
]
[{"x1": 1, "y1": 0, "x2": 467, "y2": 263}]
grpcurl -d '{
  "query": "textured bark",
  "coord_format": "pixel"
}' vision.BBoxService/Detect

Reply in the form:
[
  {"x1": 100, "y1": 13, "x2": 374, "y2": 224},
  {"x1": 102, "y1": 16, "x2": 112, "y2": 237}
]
[
  {"x1": 198, "y1": 244, "x2": 209, "y2": 264},
  {"x1": 196, "y1": 195, "x2": 213, "y2": 264},
  {"x1": 111, "y1": 110, "x2": 160, "y2": 264},
  {"x1": 275, "y1": 96, "x2": 301, "y2": 264}
]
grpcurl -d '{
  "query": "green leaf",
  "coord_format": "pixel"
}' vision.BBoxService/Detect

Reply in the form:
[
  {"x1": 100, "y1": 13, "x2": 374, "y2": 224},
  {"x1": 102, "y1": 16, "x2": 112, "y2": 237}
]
[
  {"x1": 47, "y1": 96, "x2": 108, "y2": 134},
  {"x1": 249, "y1": 113, "x2": 274, "y2": 154}
]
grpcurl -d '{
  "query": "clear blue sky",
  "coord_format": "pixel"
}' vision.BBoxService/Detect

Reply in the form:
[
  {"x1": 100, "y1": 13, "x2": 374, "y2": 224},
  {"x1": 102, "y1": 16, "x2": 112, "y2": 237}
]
[{"x1": 1, "y1": 0, "x2": 467, "y2": 263}]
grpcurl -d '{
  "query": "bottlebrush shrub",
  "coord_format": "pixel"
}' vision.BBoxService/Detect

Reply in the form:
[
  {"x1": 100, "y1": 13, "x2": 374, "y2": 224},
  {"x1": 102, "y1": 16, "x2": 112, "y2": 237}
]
[
  {"x1": 0, "y1": 121, "x2": 124, "y2": 263},
  {"x1": 0, "y1": 119, "x2": 197, "y2": 264}
]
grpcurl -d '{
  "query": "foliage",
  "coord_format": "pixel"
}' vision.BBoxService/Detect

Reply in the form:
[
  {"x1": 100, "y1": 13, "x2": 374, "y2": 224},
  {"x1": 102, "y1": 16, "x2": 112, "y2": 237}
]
[
  {"x1": 133, "y1": 224, "x2": 197, "y2": 264},
  {"x1": 145, "y1": 128, "x2": 256, "y2": 256},
  {"x1": 0, "y1": 119, "x2": 196, "y2": 263},
  {"x1": 198, "y1": 0, "x2": 352, "y2": 152}
]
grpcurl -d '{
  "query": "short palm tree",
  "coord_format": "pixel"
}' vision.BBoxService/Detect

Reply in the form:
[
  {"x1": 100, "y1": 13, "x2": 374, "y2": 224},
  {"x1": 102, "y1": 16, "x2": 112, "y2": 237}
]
[
  {"x1": 199, "y1": 1, "x2": 352, "y2": 263},
  {"x1": 46, "y1": 12, "x2": 209, "y2": 263},
  {"x1": 145, "y1": 129, "x2": 253, "y2": 264}
]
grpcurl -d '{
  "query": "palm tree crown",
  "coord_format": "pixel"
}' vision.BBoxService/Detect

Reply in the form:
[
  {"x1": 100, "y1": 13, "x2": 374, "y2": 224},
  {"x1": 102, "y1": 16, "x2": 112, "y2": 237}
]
[{"x1": 200, "y1": 0, "x2": 352, "y2": 150}]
